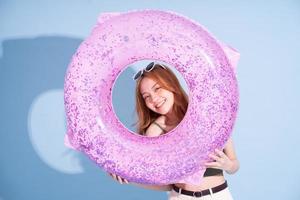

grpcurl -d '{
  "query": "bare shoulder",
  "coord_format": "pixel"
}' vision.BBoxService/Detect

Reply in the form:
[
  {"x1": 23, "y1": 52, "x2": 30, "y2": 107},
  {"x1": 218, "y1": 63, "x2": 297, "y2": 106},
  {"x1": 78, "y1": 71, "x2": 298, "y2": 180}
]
[
  {"x1": 155, "y1": 115, "x2": 166, "y2": 124},
  {"x1": 145, "y1": 116, "x2": 166, "y2": 137}
]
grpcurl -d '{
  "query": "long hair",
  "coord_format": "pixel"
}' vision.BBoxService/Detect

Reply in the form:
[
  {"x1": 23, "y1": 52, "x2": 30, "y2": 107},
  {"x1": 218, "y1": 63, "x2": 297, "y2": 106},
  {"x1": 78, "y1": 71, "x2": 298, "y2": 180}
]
[{"x1": 132, "y1": 64, "x2": 189, "y2": 135}]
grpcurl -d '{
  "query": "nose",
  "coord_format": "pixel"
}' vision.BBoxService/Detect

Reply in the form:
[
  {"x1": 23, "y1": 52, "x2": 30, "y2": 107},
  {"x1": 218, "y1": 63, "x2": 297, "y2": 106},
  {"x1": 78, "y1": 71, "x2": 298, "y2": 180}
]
[{"x1": 150, "y1": 93, "x2": 161, "y2": 104}]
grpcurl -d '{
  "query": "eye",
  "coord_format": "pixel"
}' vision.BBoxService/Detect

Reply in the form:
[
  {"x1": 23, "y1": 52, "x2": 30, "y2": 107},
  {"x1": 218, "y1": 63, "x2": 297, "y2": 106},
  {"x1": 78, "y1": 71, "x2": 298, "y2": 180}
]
[{"x1": 155, "y1": 87, "x2": 161, "y2": 91}]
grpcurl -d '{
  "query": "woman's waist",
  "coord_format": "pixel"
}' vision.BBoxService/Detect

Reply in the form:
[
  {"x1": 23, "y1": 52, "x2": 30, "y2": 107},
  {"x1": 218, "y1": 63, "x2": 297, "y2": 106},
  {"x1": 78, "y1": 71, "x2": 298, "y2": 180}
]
[{"x1": 174, "y1": 175, "x2": 226, "y2": 191}]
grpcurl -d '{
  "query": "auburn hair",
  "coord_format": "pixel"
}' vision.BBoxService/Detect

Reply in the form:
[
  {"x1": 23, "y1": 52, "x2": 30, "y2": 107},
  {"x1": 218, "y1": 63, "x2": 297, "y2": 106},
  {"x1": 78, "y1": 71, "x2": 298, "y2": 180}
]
[{"x1": 132, "y1": 64, "x2": 189, "y2": 135}]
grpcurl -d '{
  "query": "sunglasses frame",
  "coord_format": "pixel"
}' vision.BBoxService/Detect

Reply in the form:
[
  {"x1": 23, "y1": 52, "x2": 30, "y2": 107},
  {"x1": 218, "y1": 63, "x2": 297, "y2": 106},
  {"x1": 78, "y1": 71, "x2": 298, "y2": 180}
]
[{"x1": 133, "y1": 62, "x2": 167, "y2": 81}]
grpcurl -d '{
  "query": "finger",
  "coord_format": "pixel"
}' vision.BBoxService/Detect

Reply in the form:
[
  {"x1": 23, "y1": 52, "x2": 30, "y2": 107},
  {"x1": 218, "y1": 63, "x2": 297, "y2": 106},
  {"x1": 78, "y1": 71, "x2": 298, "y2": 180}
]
[
  {"x1": 215, "y1": 149, "x2": 226, "y2": 158},
  {"x1": 209, "y1": 154, "x2": 226, "y2": 166},
  {"x1": 117, "y1": 176, "x2": 123, "y2": 184},
  {"x1": 209, "y1": 153, "x2": 221, "y2": 162},
  {"x1": 120, "y1": 177, "x2": 129, "y2": 184},
  {"x1": 112, "y1": 173, "x2": 117, "y2": 180},
  {"x1": 205, "y1": 161, "x2": 221, "y2": 168},
  {"x1": 109, "y1": 173, "x2": 116, "y2": 180},
  {"x1": 112, "y1": 174, "x2": 119, "y2": 182},
  {"x1": 205, "y1": 161, "x2": 219, "y2": 167}
]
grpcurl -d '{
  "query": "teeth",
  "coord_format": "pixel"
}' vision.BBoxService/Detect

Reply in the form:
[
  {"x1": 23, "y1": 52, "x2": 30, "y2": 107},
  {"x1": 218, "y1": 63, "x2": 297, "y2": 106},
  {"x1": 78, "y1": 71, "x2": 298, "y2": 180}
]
[{"x1": 156, "y1": 99, "x2": 166, "y2": 108}]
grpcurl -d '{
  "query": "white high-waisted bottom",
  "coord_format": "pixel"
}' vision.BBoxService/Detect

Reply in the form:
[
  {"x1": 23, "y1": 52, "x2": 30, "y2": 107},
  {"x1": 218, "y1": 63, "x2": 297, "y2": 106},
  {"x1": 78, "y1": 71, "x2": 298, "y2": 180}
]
[{"x1": 167, "y1": 183, "x2": 234, "y2": 200}]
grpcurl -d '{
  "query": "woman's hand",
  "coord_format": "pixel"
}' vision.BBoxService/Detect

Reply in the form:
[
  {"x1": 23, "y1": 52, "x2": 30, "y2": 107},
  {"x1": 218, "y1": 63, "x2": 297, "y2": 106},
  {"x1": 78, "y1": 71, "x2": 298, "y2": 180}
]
[
  {"x1": 204, "y1": 149, "x2": 235, "y2": 173},
  {"x1": 108, "y1": 173, "x2": 172, "y2": 191},
  {"x1": 108, "y1": 173, "x2": 129, "y2": 184}
]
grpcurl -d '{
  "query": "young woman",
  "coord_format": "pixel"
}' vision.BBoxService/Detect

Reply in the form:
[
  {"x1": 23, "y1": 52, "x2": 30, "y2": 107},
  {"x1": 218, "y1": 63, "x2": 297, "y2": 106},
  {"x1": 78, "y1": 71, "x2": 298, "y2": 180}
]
[{"x1": 109, "y1": 62, "x2": 240, "y2": 200}]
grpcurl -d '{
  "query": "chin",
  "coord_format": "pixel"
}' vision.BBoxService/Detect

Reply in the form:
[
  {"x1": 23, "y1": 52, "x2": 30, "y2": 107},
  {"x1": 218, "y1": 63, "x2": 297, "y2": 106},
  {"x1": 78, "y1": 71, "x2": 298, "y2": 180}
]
[{"x1": 160, "y1": 106, "x2": 172, "y2": 115}]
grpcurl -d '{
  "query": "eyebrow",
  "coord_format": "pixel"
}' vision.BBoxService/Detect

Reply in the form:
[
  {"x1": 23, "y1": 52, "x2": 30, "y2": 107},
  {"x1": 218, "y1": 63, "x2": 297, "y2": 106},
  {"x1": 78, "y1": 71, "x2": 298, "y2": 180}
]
[{"x1": 141, "y1": 83, "x2": 158, "y2": 95}]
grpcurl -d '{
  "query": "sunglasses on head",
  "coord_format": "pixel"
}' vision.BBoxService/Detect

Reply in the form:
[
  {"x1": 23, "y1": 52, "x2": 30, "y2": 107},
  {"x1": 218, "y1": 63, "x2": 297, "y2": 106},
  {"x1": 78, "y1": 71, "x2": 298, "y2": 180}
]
[{"x1": 133, "y1": 62, "x2": 167, "y2": 81}]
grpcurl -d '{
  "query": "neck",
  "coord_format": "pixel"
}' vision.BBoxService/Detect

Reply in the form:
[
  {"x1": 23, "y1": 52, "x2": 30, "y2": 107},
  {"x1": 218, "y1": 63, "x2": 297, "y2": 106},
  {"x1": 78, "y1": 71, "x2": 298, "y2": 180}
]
[{"x1": 164, "y1": 109, "x2": 178, "y2": 126}]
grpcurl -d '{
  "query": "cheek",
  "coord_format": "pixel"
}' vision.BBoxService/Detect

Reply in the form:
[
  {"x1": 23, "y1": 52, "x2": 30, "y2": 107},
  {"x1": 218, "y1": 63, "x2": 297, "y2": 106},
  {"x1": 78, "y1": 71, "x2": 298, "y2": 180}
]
[
  {"x1": 165, "y1": 92, "x2": 174, "y2": 102},
  {"x1": 160, "y1": 89, "x2": 170, "y2": 97},
  {"x1": 145, "y1": 101, "x2": 153, "y2": 109},
  {"x1": 168, "y1": 96, "x2": 174, "y2": 105}
]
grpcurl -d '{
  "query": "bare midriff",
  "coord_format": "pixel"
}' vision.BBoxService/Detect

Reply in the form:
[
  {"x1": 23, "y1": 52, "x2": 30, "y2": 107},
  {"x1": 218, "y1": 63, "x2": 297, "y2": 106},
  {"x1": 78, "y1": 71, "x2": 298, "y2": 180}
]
[{"x1": 174, "y1": 175, "x2": 226, "y2": 191}]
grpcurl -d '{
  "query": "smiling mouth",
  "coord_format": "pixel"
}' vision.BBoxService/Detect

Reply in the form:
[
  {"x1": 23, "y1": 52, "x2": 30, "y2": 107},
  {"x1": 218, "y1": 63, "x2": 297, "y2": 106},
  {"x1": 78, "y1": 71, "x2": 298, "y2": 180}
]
[{"x1": 156, "y1": 99, "x2": 166, "y2": 108}]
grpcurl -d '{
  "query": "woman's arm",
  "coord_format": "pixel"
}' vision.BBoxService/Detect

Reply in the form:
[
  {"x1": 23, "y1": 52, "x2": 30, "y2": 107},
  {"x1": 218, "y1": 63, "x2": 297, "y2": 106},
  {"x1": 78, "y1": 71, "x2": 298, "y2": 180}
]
[{"x1": 223, "y1": 137, "x2": 240, "y2": 174}]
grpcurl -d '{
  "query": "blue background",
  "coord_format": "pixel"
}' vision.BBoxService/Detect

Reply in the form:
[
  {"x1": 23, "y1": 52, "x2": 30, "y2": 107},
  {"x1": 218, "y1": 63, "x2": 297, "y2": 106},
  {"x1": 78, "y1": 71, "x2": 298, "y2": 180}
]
[{"x1": 1, "y1": 1, "x2": 300, "y2": 200}]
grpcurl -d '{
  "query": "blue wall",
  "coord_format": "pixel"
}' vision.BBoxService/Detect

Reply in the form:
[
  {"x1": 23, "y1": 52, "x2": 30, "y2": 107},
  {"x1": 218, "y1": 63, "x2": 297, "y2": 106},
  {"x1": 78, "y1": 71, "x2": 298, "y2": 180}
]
[{"x1": 1, "y1": 1, "x2": 299, "y2": 200}]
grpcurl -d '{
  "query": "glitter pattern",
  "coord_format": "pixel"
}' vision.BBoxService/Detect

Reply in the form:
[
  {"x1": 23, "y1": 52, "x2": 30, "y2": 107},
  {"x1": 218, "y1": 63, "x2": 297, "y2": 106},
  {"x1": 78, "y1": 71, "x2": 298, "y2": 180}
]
[{"x1": 64, "y1": 10, "x2": 239, "y2": 185}]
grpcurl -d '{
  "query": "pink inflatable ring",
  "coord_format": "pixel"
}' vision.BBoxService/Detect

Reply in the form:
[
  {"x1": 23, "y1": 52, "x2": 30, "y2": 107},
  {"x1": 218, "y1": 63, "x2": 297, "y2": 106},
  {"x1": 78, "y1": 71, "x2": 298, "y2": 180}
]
[{"x1": 64, "y1": 9, "x2": 240, "y2": 185}]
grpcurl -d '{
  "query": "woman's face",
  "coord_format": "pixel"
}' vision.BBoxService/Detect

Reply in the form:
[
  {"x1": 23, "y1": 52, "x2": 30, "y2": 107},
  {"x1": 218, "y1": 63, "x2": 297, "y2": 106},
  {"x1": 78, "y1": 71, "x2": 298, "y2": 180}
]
[{"x1": 139, "y1": 77, "x2": 174, "y2": 115}]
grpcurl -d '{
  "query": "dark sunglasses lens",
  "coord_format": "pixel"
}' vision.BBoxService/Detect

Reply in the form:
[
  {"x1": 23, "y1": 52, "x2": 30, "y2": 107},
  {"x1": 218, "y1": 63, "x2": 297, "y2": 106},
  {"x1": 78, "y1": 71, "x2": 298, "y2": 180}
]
[
  {"x1": 134, "y1": 70, "x2": 142, "y2": 80},
  {"x1": 146, "y1": 62, "x2": 155, "y2": 71}
]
